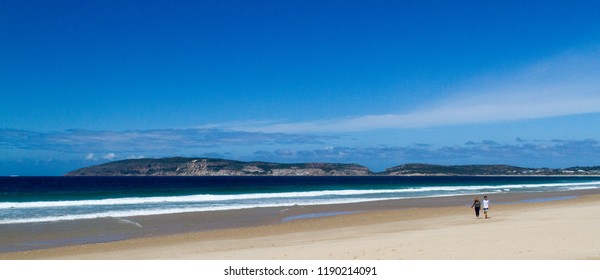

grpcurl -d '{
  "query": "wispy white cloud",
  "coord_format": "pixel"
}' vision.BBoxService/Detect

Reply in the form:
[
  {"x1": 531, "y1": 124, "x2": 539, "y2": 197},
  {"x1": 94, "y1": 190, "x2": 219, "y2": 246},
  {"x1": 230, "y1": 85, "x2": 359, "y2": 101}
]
[
  {"x1": 0, "y1": 128, "x2": 331, "y2": 154},
  {"x1": 102, "y1": 153, "x2": 117, "y2": 160},
  {"x1": 227, "y1": 48, "x2": 600, "y2": 133},
  {"x1": 126, "y1": 155, "x2": 146, "y2": 159}
]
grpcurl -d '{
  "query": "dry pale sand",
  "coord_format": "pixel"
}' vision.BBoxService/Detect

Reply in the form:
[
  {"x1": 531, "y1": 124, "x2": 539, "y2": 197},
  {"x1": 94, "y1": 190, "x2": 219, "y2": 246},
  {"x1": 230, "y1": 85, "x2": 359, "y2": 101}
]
[{"x1": 3, "y1": 193, "x2": 600, "y2": 260}]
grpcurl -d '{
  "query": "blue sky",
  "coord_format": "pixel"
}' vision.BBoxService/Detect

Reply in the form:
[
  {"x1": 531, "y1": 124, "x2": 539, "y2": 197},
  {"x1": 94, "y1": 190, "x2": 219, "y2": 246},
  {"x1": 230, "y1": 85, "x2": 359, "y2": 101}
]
[{"x1": 2, "y1": 0, "x2": 600, "y2": 175}]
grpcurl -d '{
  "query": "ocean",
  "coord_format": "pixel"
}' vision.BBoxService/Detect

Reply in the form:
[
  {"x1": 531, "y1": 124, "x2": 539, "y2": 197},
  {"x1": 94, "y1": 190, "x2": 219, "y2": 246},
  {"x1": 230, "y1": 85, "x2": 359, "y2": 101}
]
[{"x1": 2, "y1": 176, "x2": 600, "y2": 225}]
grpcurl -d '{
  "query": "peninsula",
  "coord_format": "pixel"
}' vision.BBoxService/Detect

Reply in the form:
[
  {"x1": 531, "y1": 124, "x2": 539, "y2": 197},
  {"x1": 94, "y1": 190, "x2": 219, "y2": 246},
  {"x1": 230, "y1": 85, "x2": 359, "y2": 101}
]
[{"x1": 65, "y1": 157, "x2": 600, "y2": 176}]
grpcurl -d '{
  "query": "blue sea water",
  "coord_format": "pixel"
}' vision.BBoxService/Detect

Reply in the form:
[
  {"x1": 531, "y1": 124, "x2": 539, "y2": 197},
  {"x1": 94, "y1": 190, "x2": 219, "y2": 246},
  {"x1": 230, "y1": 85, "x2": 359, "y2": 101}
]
[{"x1": 1, "y1": 176, "x2": 600, "y2": 225}]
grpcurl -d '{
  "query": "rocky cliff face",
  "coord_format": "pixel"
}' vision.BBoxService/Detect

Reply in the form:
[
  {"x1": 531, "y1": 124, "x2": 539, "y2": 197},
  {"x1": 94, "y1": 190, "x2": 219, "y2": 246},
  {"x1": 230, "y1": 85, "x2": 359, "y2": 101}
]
[{"x1": 65, "y1": 157, "x2": 373, "y2": 176}]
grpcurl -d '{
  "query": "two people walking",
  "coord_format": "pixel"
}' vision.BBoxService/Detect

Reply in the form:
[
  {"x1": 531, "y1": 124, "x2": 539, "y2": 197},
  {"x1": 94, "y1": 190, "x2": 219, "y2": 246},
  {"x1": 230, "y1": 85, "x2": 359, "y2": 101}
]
[{"x1": 471, "y1": 196, "x2": 490, "y2": 219}]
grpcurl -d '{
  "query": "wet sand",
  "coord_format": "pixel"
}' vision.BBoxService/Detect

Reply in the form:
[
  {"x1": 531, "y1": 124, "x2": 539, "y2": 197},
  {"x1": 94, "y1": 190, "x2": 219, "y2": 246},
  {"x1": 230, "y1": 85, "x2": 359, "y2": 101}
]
[{"x1": 2, "y1": 189, "x2": 600, "y2": 259}]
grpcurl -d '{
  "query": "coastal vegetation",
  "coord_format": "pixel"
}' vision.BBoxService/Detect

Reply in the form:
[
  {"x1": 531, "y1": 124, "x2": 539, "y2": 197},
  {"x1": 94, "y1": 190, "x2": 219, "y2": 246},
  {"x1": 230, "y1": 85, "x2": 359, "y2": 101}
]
[{"x1": 66, "y1": 157, "x2": 600, "y2": 176}]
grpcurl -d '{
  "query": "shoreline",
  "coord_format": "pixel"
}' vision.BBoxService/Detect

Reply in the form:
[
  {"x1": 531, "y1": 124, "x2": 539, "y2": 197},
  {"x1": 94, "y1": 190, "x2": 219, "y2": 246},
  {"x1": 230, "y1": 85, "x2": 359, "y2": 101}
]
[{"x1": 2, "y1": 188, "x2": 600, "y2": 259}]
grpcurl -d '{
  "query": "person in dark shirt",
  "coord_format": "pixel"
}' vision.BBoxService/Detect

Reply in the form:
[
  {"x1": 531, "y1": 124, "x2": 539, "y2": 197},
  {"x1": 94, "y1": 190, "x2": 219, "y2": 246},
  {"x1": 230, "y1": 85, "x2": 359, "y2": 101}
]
[{"x1": 471, "y1": 197, "x2": 481, "y2": 218}]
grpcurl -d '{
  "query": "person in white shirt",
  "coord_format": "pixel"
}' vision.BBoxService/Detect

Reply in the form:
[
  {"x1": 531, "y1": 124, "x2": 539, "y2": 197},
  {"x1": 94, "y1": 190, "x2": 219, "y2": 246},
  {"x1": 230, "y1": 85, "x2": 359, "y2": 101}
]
[{"x1": 483, "y1": 195, "x2": 490, "y2": 219}]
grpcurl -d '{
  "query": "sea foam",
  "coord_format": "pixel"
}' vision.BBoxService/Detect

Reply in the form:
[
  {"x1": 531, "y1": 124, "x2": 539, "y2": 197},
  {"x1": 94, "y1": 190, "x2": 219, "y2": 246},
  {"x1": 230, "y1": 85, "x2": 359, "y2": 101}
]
[{"x1": 2, "y1": 179, "x2": 599, "y2": 225}]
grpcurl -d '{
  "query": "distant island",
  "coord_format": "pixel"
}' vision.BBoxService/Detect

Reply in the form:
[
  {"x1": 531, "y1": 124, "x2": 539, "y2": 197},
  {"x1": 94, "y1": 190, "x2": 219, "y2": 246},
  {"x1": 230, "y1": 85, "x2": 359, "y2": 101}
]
[{"x1": 65, "y1": 157, "x2": 600, "y2": 176}]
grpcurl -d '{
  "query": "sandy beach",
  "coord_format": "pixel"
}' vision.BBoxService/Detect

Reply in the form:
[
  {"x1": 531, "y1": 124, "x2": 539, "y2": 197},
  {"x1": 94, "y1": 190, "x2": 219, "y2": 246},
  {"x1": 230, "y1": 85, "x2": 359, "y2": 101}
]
[{"x1": 2, "y1": 189, "x2": 600, "y2": 260}]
